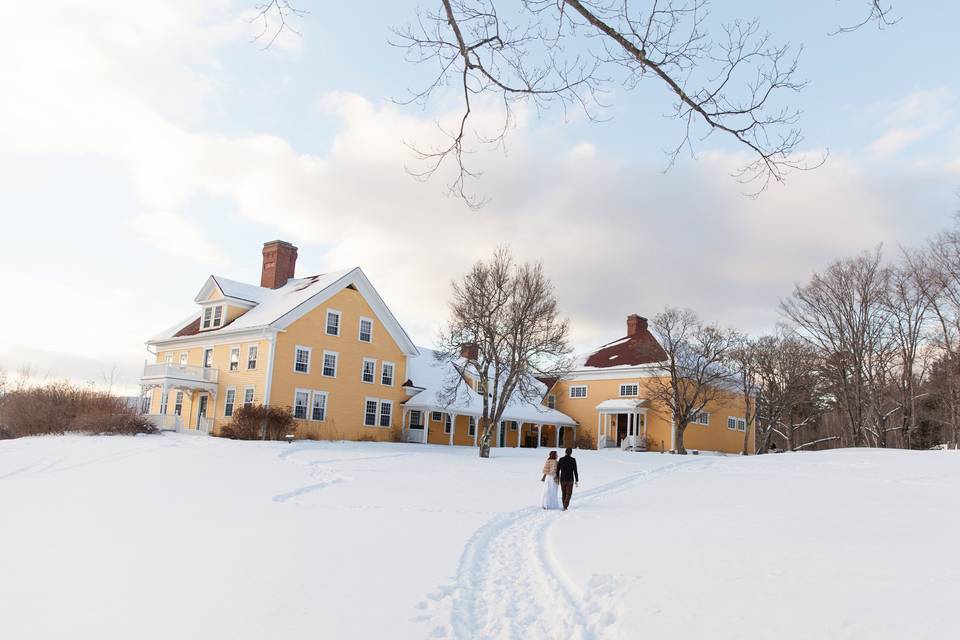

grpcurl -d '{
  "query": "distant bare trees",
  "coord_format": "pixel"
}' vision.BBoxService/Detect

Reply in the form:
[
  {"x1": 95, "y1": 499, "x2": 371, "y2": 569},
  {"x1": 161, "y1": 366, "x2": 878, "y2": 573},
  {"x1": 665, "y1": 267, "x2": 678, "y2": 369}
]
[
  {"x1": 646, "y1": 308, "x2": 737, "y2": 455},
  {"x1": 438, "y1": 247, "x2": 571, "y2": 458}
]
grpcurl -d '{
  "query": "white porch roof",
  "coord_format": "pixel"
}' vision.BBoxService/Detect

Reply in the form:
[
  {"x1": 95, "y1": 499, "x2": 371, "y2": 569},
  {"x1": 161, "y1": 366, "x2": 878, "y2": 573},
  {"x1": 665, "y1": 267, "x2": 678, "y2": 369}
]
[{"x1": 595, "y1": 398, "x2": 645, "y2": 413}]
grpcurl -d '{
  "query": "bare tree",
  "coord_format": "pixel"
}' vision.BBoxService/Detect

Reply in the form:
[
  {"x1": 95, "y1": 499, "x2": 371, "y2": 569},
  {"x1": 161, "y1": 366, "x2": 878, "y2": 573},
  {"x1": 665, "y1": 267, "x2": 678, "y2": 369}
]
[
  {"x1": 394, "y1": 0, "x2": 823, "y2": 206},
  {"x1": 438, "y1": 247, "x2": 571, "y2": 458},
  {"x1": 781, "y1": 248, "x2": 892, "y2": 447},
  {"x1": 728, "y1": 333, "x2": 760, "y2": 455},
  {"x1": 646, "y1": 307, "x2": 737, "y2": 455}
]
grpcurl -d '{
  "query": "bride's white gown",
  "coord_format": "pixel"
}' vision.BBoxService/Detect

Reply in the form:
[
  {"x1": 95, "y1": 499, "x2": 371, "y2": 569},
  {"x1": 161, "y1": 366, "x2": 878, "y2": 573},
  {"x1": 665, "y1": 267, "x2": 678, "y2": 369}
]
[{"x1": 541, "y1": 474, "x2": 562, "y2": 510}]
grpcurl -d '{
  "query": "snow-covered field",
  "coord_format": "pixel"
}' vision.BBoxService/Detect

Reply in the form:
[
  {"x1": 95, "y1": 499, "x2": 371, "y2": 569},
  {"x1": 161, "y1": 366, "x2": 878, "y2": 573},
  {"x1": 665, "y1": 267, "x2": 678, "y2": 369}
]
[{"x1": 1, "y1": 435, "x2": 957, "y2": 639}]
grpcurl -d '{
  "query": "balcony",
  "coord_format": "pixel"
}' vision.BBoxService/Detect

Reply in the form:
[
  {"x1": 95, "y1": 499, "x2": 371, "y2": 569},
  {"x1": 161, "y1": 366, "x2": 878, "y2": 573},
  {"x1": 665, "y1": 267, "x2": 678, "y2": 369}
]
[{"x1": 140, "y1": 363, "x2": 219, "y2": 395}]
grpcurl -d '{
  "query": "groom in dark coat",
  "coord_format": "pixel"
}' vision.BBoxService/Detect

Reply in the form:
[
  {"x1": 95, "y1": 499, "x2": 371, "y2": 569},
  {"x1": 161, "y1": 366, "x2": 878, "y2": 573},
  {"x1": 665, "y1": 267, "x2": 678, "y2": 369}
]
[{"x1": 555, "y1": 448, "x2": 579, "y2": 510}]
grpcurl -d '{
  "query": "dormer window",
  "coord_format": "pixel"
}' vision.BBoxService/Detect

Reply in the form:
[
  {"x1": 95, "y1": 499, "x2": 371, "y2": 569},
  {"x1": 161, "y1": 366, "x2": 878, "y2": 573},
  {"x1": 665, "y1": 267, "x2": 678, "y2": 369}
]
[{"x1": 201, "y1": 304, "x2": 226, "y2": 330}]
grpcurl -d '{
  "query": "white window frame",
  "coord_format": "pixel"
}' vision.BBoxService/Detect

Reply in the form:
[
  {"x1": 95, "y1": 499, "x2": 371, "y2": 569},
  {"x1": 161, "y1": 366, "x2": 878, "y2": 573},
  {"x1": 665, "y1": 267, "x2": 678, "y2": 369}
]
[
  {"x1": 409, "y1": 410, "x2": 424, "y2": 428},
  {"x1": 431, "y1": 411, "x2": 443, "y2": 422},
  {"x1": 361, "y1": 358, "x2": 377, "y2": 384},
  {"x1": 294, "y1": 345, "x2": 312, "y2": 374},
  {"x1": 364, "y1": 398, "x2": 379, "y2": 427},
  {"x1": 619, "y1": 383, "x2": 639, "y2": 397},
  {"x1": 381, "y1": 361, "x2": 395, "y2": 386},
  {"x1": 293, "y1": 389, "x2": 310, "y2": 420},
  {"x1": 468, "y1": 416, "x2": 477, "y2": 436},
  {"x1": 509, "y1": 420, "x2": 518, "y2": 431},
  {"x1": 737, "y1": 418, "x2": 747, "y2": 432},
  {"x1": 179, "y1": 352, "x2": 188, "y2": 366},
  {"x1": 695, "y1": 412, "x2": 710, "y2": 426},
  {"x1": 547, "y1": 394, "x2": 556, "y2": 409},
  {"x1": 325, "y1": 309, "x2": 341, "y2": 336},
  {"x1": 202, "y1": 347, "x2": 214, "y2": 369},
  {"x1": 246, "y1": 345, "x2": 258, "y2": 370},
  {"x1": 174, "y1": 391, "x2": 184, "y2": 416},
  {"x1": 322, "y1": 350, "x2": 338, "y2": 378},
  {"x1": 202, "y1": 306, "x2": 213, "y2": 329},
  {"x1": 444, "y1": 413, "x2": 452, "y2": 434},
  {"x1": 311, "y1": 391, "x2": 328, "y2": 422},
  {"x1": 164, "y1": 353, "x2": 173, "y2": 364},
  {"x1": 229, "y1": 346, "x2": 240, "y2": 372},
  {"x1": 212, "y1": 304, "x2": 224, "y2": 328},
  {"x1": 358, "y1": 317, "x2": 373, "y2": 343},
  {"x1": 243, "y1": 386, "x2": 255, "y2": 408},
  {"x1": 224, "y1": 388, "x2": 236, "y2": 417},
  {"x1": 569, "y1": 385, "x2": 588, "y2": 399},
  {"x1": 159, "y1": 390, "x2": 168, "y2": 415},
  {"x1": 727, "y1": 416, "x2": 737, "y2": 431},
  {"x1": 379, "y1": 400, "x2": 392, "y2": 427},
  {"x1": 140, "y1": 395, "x2": 151, "y2": 414}
]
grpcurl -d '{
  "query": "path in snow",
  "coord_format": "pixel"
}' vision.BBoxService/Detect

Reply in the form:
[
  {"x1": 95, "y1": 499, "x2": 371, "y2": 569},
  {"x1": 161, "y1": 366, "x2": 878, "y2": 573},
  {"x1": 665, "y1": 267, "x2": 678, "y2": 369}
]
[
  {"x1": 416, "y1": 458, "x2": 701, "y2": 639},
  {"x1": 272, "y1": 445, "x2": 415, "y2": 504}
]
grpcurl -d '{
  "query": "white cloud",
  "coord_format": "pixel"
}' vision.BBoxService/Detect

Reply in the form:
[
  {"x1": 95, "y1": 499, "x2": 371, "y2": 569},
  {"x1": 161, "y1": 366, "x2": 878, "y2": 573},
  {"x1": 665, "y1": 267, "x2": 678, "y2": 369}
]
[
  {"x1": 129, "y1": 212, "x2": 231, "y2": 269},
  {"x1": 867, "y1": 88, "x2": 956, "y2": 158}
]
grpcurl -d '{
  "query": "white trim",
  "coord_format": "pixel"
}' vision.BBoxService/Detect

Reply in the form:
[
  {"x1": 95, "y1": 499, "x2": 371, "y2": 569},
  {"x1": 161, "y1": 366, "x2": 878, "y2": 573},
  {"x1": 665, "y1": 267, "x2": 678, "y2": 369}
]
[
  {"x1": 224, "y1": 387, "x2": 237, "y2": 417},
  {"x1": 202, "y1": 346, "x2": 214, "y2": 369},
  {"x1": 322, "y1": 350, "x2": 339, "y2": 378},
  {"x1": 325, "y1": 308, "x2": 342, "y2": 336},
  {"x1": 294, "y1": 345, "x2": 312, "y2": 374},
  {"x1": 228, "y1": 345, "x2": 241, "y2": 372},
  {"x1": 569, "y1": 385, "x2": 588, "y2": 399},
  {"x1": 619, "y1": 383, "x2": 639, "y2": 397},
  {"x1": 246, "y1": 344, "x2": 258, "y2": 370},
  {"x1": 263, "y1": 333, "x2": 277, "y2": 406},
  {"x1": 381, "y1": 360, "x2": 395, "y2": 386},
  {"x1": 363, "y1": 397, "x2": 379, "y2": 427},
  {"x1": 727, "y1": 416, "x2": 737, "y2": 431},
  {"x1": 379, "y1": 399, "x2": 393, "y2": 427},
  {"x1": 358, "y1": 316, "x2": 374, "y2": 343},
  {"x1": 243, "y1": 385, "x2": 256, "y2": 408},
  {"x1": 361, "y1": 357, "x2": 377, "y2": 384}
]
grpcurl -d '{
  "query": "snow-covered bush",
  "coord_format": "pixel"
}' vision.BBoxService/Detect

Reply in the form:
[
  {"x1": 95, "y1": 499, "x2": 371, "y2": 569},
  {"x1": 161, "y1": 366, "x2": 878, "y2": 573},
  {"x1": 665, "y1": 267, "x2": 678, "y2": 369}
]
[{"x1": 219, "y1": 404, "x2": 294, "y2": 440}]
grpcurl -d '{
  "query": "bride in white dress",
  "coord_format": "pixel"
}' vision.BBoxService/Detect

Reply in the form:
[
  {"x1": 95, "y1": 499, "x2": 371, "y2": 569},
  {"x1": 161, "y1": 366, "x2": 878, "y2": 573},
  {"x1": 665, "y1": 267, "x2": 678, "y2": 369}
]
[{"x1": 541, "y1": 451, "x2": 562, "y2": 510}]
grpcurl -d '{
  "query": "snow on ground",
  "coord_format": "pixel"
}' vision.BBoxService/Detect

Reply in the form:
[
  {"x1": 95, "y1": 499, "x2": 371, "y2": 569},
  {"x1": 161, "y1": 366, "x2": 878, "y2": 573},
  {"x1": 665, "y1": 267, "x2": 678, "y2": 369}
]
[{"x1": 1, "y1": 435, "x2": 957, "y2": 640}]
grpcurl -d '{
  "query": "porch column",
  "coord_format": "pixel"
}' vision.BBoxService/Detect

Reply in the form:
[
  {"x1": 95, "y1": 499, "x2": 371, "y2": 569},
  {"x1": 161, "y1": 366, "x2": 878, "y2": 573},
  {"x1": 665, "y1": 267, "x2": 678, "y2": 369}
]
[
  {"x1": 401, "y1": 409, "x2": 407, "y2": 440},
  {"x1": 535, "y1": 424, "x2": 542, "y2": 448},
  {"x1": 597, "y1": 413, "x2": 602, "y2": 448},
  {"x1": 555, "y1": 425, "x2": 561, "y2": 447},
  {"x1": 424, "y1": 411, "x2": 430, "y2": 444},
  {"x1": 449, "y1": 413, "x2": 457, "y2": 446},
  {"x1": 473, "y1": 417, "x2": 478, "y2": 447}
]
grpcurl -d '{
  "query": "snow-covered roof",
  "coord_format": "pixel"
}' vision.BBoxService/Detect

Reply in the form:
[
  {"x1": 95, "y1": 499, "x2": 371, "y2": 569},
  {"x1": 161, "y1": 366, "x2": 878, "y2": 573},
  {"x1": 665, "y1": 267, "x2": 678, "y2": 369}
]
[
  {"x1": 595, "y1": 398, "x2": 646, "y2": 413},
  {"x1": 150, "y1": 268, "x2": 419, "y2": 355},
  {"x1": 403, "y1": 348, "x2": 577, "y2": 426}
]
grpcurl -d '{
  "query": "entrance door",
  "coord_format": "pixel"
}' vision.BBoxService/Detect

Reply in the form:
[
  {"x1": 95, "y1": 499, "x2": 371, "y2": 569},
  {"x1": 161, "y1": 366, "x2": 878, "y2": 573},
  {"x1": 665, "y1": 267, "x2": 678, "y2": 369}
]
[
  {"x1": 408, "y1": 410, "x2": 425, "y2": 443},
  {"x1": 616, "y1": 414, "x2": 628, "y2": 445}
]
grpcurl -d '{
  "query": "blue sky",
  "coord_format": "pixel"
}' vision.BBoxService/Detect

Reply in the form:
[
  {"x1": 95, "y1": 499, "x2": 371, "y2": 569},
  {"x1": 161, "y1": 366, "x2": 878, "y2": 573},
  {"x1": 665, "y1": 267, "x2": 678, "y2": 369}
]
[{"x1": 1, "y1": 1, "x2": 959, "y2": 392}]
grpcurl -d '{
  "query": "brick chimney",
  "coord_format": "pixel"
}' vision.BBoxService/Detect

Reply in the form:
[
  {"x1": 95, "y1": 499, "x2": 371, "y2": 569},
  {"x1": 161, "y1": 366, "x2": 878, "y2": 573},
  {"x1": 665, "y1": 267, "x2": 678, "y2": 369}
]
[
  {"x1": 626, "y1": 314, "x2": 647, "y2": 337},
  {"x1": 460, "y1": 343, "x2": 479, "y2": 361},
  {"x1": 260, "y1": 240, "x2": 298, "y2": 289}
]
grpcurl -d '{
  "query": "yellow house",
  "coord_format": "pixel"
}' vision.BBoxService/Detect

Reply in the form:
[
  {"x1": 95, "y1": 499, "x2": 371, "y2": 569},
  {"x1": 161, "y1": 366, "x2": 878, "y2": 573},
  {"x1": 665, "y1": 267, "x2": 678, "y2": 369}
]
[
  {"x1": 140, "y1": 241, "x2": 576, "y2": 446},
  {"x1": 549, "y1": 315, "x2": 754, "y2": 454}
]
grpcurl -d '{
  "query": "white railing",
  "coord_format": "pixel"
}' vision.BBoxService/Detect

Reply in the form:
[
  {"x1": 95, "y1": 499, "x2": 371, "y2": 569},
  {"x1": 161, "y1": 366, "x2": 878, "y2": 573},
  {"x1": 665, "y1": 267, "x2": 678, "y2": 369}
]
[
  {"x1": 146, "y1": 414, "x2": 185, "y2": 430},
  {"x1": 142, "y1": 363, "x2": 219, "y2": 385},
  {"x1": 198, "y1": 417, "x2": 213, "y2": 434}
]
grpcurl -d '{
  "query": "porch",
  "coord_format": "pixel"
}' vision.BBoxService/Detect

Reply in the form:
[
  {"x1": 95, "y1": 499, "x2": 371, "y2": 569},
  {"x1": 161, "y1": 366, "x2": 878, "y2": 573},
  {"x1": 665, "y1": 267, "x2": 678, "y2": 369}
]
[
  {"x1": 596, "y1": 399, "x2": 648, "y2": 450},
  {"x1": 398, "y1": 408, "x2": 576, "y2": 449},
  {"x1": 140, "y1": 363, "x2": 219, "y2": 435}
]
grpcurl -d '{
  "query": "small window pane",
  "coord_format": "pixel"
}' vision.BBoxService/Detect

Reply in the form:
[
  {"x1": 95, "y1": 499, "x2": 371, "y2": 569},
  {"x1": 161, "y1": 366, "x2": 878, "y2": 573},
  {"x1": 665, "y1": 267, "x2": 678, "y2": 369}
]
[
  {"x1": 362, "y1": 360, "x2": 375, "y2": 383},
  {"x1": 359, "y1": 319, "x2": 372, "y2": 343},
  {"x1": 295, "y1": 347, "x2": 310, "y2": 373},
  {"x1": 247, "y1": 345, "x2": 258, "y2": 369},
  {"x1": 213, "y1": 305, "x2": 223, "y2": 327},
  {"x1": 224, "y1": 389, "x2": 236, "y2": 417},
  {"x1": 294, "y1": 391, "x2": 309, "y2": 419},
  {"x1": 379, "y1": 401, "x2": 392, "y2": 427},
  {"x1": 311, "y1": 392, "x2": 326, "y2": 421},
  {"x1": 364, "y1": 400, "x2": 378, "y2": 426},
  {"x1": 381, "y1": 362, "x2": 394, "y2": 386},
  {"x1": 244, "y1": 388, "x2": 255, "y2": 408},
  {"x1": 323, "y1": 353, "x2": 337, "y2": 377},
  {"x1": 326, "y1": 311, "x2": 340, "y2": 336},
  {"x1": 230, "y1": 348, "x2": 240, "y2": 371}
]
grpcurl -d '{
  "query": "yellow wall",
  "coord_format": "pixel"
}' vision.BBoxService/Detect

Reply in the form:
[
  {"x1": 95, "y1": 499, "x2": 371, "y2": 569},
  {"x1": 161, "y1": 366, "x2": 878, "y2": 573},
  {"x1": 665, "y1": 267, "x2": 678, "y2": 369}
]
[
  {"x1": 552, "y1": 376, "x2": 754, "y2": 454},
  {"x1": 269, "y1": 286, "x2": 409, "y2": 441}
]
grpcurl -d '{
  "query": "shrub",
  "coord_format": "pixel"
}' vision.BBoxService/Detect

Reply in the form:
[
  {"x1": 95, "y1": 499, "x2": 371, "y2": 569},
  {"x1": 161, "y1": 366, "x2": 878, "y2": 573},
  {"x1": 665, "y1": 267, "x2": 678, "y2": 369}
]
[
  {"x1": 575, "y1": 429, "x2": 595, "y2": 450},
  {"x1": 0, "y1": 383, "x2": 156, "y2": 438},
  {"x1": 219, "y1": 404, "x2": 295, "y2": 441}
]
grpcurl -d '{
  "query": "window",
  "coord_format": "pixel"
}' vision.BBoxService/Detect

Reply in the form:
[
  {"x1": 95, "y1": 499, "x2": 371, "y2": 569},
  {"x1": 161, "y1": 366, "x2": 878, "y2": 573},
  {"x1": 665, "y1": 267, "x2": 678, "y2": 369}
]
[
  {"x1": 362, "y1": 358, "x2": 376, "y2": 383},
  {"x1": 509, "y1": 420, "x2": 518, "y2": 431},
  {"x1": 224, "y1": 388, "x2": 236, "y2": 417},
  {"x1": 165, "y1": 353, "x2": 173, "y2": 364},
  {"x1": 619, "y1": 383, "x2": 639, "y2": 397},
  {"x1": 229, "y1": 347, "x2": 240, "y2": 372},
  {"x1": 159, "y1": 391, "x2": 168, "y2": 415},
  {"x1": 475, "y1": 378, "x2": 487, "y2": 395},
  {"x1": 364, "y1": 399, "x2": 379, "y2": 426},
  {"x1": 569, "y1": 385, "x2": 587, "y2": 398},
  {"x1": 294, "y1": 390, "x2": 310, "y2": 419},
  {"x1": 140, "y1": 395, "x2": 151, "y2": 414},
  {"x1": 322, "y1": 351, "x2": 338, "y2": 378},
  {"x1": 311, "y1": 391, "x2": 328, "y2": 421},
  {"x1": 693, "y1": 412, "x2": 710, "y2": 426},
  {"x1": 468, "y1": 416, "x2": 476, "y2": 436},
  {"x1": 203, "y1": 348, "x2": 214, "y2": 369},
  {"x1": 379, "y1": 400, "x2": 392, "y2": 427},
  {"x1": 727, "y1": 416, "x2": 737, "y2": 431},
  {"x1": 547, "y1": 394, "x2": 556, "y2": 409},
  {"x1": 212, "y1": 305, "x2": 223, "y2": 327},
  {"x1": 243, "y1": 387, "x2": 255, "y2": 408},
  {"x1": 409, "y1": 410, "x2": 424, "y2": 428},
  {"x1": 444, "y1": 414, "x2": 452, "y2": 434},
  {"x1": 294, "y1": 345, "x2": 311, "y2": 373},
  {"x1": 737, "y1": 418, "x2": 747, "y2": 432},
  {"x1": 381, "y1": 361, "x2": 395, "y2": 386},
  {"x1": 326, "y1": 309, "x2": 341, "y2": 336},
  {"x1": 179, "y1": 352, "x2": 188, "y2": 366},
  {"x1": 358, "y1": 317, "x2": 373, "y2": 343},
  {"x1": 431, "y1": 411, "x2": 443, "y2": 422},
  {"x1": 174, "y1": 391, "x2": 183, "y2": 416},
  {"x1": 247, "y1": 345, "x2": 258, "y2": 370},
  {"x1": 202, "y1": 306, "x2": 212, "y2": 329}
]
